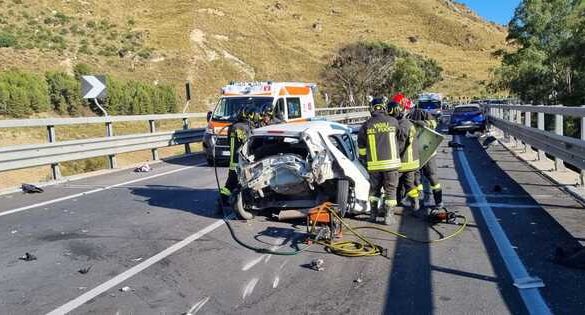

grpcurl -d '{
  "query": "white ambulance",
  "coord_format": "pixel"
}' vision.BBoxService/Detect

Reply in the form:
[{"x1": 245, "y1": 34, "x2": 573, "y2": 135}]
[{"x1": 203, "y1": 81, "x2": 318, "y2": 165}]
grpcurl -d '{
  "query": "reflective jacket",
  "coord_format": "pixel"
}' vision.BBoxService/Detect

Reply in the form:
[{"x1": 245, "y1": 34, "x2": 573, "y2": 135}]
[
  {"x1": 397, "y1": 115, "x2": 420, "y2": 173},
  {"x1": 228, "y1": 120, "x2": 252, "y2": 170},
  {"x1": 357, "y1": 111, "x2": 402, "y2": 172}
]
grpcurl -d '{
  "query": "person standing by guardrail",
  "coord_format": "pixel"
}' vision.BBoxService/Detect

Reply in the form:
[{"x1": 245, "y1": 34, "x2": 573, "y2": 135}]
[
  {"x1": 388, "y1": 93, "x2": 421, "y2": 214},
  {"x1": 358, "y1": 97, "x2": 403, "y2": 225}
]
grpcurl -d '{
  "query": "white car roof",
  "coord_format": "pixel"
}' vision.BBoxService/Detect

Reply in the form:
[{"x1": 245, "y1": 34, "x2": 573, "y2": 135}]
[
  {"x1": 454, "y1": 104, "x2": 481, "y2": 109},
  {"x1": 252, "y1": 120, "x2": 350, "y2": 137}
]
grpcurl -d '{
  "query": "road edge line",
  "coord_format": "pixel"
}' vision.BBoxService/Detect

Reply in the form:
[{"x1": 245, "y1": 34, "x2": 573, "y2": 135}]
[
  {"x1": 46, "y1": 219, "x2": 226, "y2": 315},
  {"x1": 0, "y1": 163, "x2": 203, "y2": 218},
  {"x1": 454, "y1": 135, "x2": 551, "y2": 315}
]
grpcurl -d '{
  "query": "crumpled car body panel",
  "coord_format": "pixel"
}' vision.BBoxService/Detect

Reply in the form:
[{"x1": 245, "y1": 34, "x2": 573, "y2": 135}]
[{"x1": 238, "y1": 121, "x2": 370, "y2": 214}]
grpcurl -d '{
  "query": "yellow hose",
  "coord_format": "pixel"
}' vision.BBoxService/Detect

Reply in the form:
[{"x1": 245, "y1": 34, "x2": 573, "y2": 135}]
[{"x1": 309, "y1": 203, "x2": 468, "y2": 257}]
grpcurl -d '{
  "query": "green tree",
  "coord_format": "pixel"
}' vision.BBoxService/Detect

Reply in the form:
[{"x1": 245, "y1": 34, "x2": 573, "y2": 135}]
[{"x1": 45, "y1": 71, "x2": 82, "y2": 115}]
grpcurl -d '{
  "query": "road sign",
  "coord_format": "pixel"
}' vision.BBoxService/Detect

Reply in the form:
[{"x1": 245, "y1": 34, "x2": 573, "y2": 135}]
[{"x1": 81, "y1": 75, "x2": 107, "y2": 99}]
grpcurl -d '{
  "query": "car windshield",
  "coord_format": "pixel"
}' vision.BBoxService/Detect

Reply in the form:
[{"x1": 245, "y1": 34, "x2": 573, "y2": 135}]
[
  {"x1": 212, "y1": 97, "x2": 274, "y2": 122},
  {"x1": 454, "y1": 106, "x2": 480, "y2": 113},
  {"x1": 418, "y1": 101, "x2": 441, "y2": 110}
]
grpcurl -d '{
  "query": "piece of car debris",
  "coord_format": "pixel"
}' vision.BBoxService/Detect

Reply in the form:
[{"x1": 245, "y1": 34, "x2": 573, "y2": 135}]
[
  {"x1": 21, "y1": 183, "x2": 44, "y2": 194},
  {"x1": 310, "y1": 258, "x2": 325, "y2": 271},
  {"x1": 447, "y1": 141, "x2": 464, "y2": 149},
  {"x1": 78, "y1": 266, "x2": 92, "y2": 274},
  {"x1": 483, "y1": 136, "x2": 497, "y2": 148},
  {"x1": 19, "y1": 252, "x2": 37, "y2": 261},
  {"x1": 120, "y1": 286, "x2": 133, "y2": 292},
  {"x1": 134, "y1": 163, "x2": 151, "y2": 173}
]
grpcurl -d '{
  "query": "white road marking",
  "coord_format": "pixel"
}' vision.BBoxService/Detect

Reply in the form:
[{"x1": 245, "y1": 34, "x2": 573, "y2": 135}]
[
  {"x1": 242, "y1": 278, "x2": 259, "y2": 300},
  {"x1": 272, "y1": 276, "x2": 280, "y2": 289},
  {"x1": 242, "y1": 255, "x2": 268, "y2": 271},
  {"x1": 468, "y1": 203, "x2": 542, "y2": 209},
  {"x1": 0, "y1": 164, "x2": 202, "y2": 218},
  {"x1": 455, "y1": 135, "x2": 551, "y2": 315},
  {"x1": 186, "y1": 296, "x2": 210, "y2": 315},
  {"x1": 46, "y1": 218, "x2": 226, "y2": 315}
]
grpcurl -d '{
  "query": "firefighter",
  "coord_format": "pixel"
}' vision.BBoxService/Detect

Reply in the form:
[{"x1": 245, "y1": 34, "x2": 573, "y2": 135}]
[
  {"x1": 358, "y1": 97, "x2": 402, "y2": 225},
  {"x1": 258, "y1": 103, "x2": 282, "y2": 127},
  {"x1": 409, "y1": 107, "x2": 443, "y2": 209},
  {"x1": 220, "y1": 105, "x2": 253, "y2": 205},
  {"x1": 387, "y1": 93, "x2": 420, "y2": 213}
]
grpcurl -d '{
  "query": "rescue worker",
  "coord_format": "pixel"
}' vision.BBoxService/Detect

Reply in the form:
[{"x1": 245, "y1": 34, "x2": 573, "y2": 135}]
[
  {"x1": 358, "y1": 97, "x2": 402, "y2": 225},
  {"x1": 409, "y1": 106, "x2": 443, "y2": 209},
  {"x1": 258, "y1": 103, "x2": 282, "y2": 127},
  {"x1": 387, "y1": 93, "x2": 420, "y2": 213},
  {"x1": 220, "y1": 105, "x2": 253, "y2": 205}
]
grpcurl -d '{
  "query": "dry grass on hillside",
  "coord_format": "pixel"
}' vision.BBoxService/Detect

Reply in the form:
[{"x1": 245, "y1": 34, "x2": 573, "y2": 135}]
[{"x1": 0, "y1": 0, "x2": 508, "y2": 110}]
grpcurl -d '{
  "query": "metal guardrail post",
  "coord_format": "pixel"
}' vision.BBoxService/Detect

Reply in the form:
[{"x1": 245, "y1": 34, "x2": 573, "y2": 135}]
[
  {"x1": 554, "y1": 113, "x2": 565, "y2": 171},
  {"x1": 508, "y1": 108, "x2": 515, "y2": 144},
  {"x1": 47, "y1": 125, "x2": 61, "y2": 180},
  {"x1": 105, "y1": 122, "x2": 117, "y2": 169},
  {"x1": 182, "y1": 118, "x2": 191, "y2": 154},
  {"x1": 537, "y1": 108, "x2": 545, "y2": 160},
  {"x1": 149, "y1": 120, "x2": 159, "y2": 161},
  {"x1": 581, "y1": 106, "x2": 585, "y2": 186},
  {"x1": 524, "y1": 111, "x2": 531, "y2": 152}
]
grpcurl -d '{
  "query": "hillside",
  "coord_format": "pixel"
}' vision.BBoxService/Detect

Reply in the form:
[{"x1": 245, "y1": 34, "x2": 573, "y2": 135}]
[{"x1": 0, "y1": 0, "x2": 508, "y2": 111}]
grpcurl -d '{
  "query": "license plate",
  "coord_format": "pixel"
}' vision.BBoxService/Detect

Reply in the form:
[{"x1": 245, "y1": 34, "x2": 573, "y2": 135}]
[{"x1": 221, "y1": 151, "x2": 231, "y2": 156}]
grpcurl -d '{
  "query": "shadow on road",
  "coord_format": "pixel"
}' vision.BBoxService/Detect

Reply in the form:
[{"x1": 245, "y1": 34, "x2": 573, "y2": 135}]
[
  {"x1": 129, "y1": 185, "x2": 221, "y2": 219},
  {"x1": 454, "y1": 135, "x2": 585, "y2": 314}
]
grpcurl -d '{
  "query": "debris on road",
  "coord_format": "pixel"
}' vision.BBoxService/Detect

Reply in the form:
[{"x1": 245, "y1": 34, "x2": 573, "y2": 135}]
[
  {"x1": 447, "y1": 141, "x2": 464, "y2": 149},
  {"x1": 134, "y1": 163, "x2": 151, "y2": 173},
  {"x1": 354, "y1": 277, "x2": 363, "y2": 284},
  {"x1": 483, "y1": 136, "x2": 497, "y2": 148},
  {"x1": 21, "y1": 183, "x2": 43, "y2": 194},
  {"x1": 19, "y1": 252, "x2": 37, "y2": 261},
  {"x1": 78, "y1": 266, "x2": 92, "y2": 274},
  {"x1": 310, "y1": 258, "x2": 325, "y2": 271},
  {"x1": 438, "y1": 165, "x2": 450, "y2": 169},
  {"x1": 11, "y1": 230, "x2": 18, "y2": 234},
  {"x1": 119, "y1": 286, "x2": 133, "y2": 292},
  {"x1": 131, "y1": 257, "x2": 143, "y2": 262},
  {"x1": 554, "y1": 244, "x2": 585, "y2": 269}
]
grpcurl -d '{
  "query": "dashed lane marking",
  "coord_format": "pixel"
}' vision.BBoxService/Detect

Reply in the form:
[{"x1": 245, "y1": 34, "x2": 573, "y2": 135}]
[{"x1": 0, "y1": 164, "x2": 203, "y2": 218}]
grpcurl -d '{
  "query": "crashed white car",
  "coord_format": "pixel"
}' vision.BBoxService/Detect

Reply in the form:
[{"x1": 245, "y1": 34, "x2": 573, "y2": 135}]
[{"x1": 234, "y1": 121, "x2": 370, "y2": 219}]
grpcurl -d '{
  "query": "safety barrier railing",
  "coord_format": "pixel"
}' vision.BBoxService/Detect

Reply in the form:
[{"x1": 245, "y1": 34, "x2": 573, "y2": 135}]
[
  {"x1": 0, "y1": 108, "x2": 370, "y2": 181},
  {"x1": 485, "y1": 104, "x2": 585, "y2": 185}
]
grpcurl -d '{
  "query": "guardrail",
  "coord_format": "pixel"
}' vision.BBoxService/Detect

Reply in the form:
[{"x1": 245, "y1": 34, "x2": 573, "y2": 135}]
[
  {"x1": 485, "y1": 104, "x2": 585, "y2": 185},
  {"x1": 0, "y1": 108, "x2": 370, "y2": 181}
]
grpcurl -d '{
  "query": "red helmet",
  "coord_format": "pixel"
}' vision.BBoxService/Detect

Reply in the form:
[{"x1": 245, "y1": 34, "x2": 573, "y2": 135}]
[{"x1": 390, "y1": 92, "x2": 413, "y2": 110}]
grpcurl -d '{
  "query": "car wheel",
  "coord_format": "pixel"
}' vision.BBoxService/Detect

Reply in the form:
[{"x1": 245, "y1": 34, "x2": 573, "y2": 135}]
[
  {"x1": 336, "y1": 179, "x2": 350, "y2": 217},
  {"x1": 234, "y1": 191, "x2": 254, "y2": 220}
]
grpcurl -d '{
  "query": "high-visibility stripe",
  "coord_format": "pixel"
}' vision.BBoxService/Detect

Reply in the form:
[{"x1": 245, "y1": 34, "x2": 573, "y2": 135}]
[
  {"x1": 368, "y1": 134, "x2": 378, "y2": 162},
  {"x1": 220, "y1": 187, "x2": 231, "y2": 196},
  {"x1": 416, "y1": 184, "x2": 424, "y2": 191},
  {"x1": 399, "y1": 159, "x2": 420, "y2": 172},
  {"x1": 407, "y1": 188, "x2": 420, "y2": 198},
  {"x1": 389, "y1": 131, "x2": 398, "y2": 160},
  {"x1": 369, "y1": 196, "x2": 381, "y2": 202},
  {"x1": 384, "y1": 199, "x2": 398, "y2": 207},
  {"x1": 431, "y1": 183, "x2": 442, "y2": 190},
  {"x1": 359, "y1": 148, "x2": 367, "y2": 156},
  {"x1": 367, "y1": 161, "x2": 401, "y2": 171},
  {"x1": 229, "y1": 136, "x2": 237, "y2": 170}
]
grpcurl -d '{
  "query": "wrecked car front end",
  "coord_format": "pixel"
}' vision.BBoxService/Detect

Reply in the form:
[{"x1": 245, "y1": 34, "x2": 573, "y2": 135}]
[{"x1": 235, "y1": 122, "x2": 370, "y2": 218}]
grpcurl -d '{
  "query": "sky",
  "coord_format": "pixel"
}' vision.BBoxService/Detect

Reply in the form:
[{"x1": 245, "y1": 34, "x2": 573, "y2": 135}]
[{"x1": 458, "y1": 0, "x2": 522, "y2": 25}]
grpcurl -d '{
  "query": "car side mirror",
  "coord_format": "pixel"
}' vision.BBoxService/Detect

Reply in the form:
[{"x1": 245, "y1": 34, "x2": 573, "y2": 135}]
[{"x1": 206, "y1": 111, "x2": 212, "y2": 122}]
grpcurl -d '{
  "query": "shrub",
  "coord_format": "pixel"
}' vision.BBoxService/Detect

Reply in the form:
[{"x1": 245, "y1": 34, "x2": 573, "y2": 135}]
[
  {"x1": 45, "y1": 71, "x2": 82, "y2": 115},
  {"x1": 0, "y1": 32, "x2": 16, "y2": 47},
  {"x1": 0, "y1": 70, "x2": 49, "y2": 117}
]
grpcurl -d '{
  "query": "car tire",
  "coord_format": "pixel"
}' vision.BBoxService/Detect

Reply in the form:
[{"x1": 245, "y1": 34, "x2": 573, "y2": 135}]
[
  {"x1": 234, "y1": 191, "x2": 254, "y2": 220},
  {"x1": 336, "y1": 179, "x2": 350, "y2": 217}
]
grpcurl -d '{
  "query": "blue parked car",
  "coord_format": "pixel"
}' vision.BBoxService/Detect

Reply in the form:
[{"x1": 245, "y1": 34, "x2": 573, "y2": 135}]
[{"x1": 448, "y1": 104, "x2": 486, "y2": 134}]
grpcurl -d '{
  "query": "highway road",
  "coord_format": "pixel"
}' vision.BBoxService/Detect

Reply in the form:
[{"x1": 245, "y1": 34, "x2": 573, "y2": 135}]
[{"x1": 1, "y1": 133, "x2": 584, "y2": 314}]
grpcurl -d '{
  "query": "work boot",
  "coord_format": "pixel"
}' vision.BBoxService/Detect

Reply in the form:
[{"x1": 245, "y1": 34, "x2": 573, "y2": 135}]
[
  {"x1": 369, "y1": 204, "x2": 378, "y2": 223},
  {"x1": 383, "y1": 206, "x2": 396, "y2": 225},
  {"x1": 433, "y1": 188, "x2": 444, "y2": 208}
]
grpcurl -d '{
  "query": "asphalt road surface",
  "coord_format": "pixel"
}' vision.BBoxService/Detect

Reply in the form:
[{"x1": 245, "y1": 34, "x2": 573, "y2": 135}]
[{"x1": 1, "y1": 133, "x2": 584, "y2": 314}]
